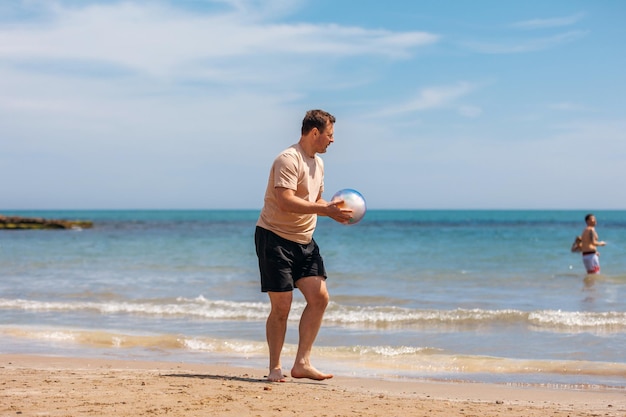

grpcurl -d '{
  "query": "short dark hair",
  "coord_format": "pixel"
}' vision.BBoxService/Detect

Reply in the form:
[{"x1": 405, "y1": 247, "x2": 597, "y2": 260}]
[
  {"x1": 301, "y1": 109, "x2": 336, "y2": 135},
  {"x1": 585, "y1": 213, "x2": 595, "y2": 223}
]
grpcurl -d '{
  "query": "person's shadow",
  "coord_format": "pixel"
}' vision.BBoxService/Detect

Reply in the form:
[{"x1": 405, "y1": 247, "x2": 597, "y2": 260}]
[
  {"x1": 163, "y1": 373, "x2": 268, "y2": 383},
  {"x1": 163, "y1": 372, "x2": 328, "y2": 385}
]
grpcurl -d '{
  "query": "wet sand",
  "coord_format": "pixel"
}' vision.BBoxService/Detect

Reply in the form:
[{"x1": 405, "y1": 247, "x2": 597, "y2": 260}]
[{"x1": 1, "y1": 354, "x2": 624, "y2": 417}]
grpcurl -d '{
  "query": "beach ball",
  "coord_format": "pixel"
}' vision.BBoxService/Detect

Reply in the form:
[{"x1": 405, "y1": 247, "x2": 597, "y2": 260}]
[{"x1": 331, "y1": 189, "x2": 367, "y2": 225}]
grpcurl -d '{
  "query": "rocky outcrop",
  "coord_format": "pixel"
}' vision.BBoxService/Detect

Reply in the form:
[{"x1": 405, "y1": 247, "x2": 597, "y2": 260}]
[{"x1": 0, "y1": 215, "x2": 93, "y2": 230}]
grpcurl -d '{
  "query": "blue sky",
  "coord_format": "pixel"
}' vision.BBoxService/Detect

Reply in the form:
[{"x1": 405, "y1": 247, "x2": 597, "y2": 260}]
[{"x1": 1, "y1": 0, "x2": 625, "y2": 210}]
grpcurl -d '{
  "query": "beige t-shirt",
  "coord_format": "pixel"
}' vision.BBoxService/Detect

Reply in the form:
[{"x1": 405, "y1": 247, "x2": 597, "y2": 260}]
[{"x1": 257, "y1": 143, "x2": 324, "y2": 244}]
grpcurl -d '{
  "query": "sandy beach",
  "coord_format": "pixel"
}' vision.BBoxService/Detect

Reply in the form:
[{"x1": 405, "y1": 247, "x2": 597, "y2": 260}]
[{"x1": 1, "y1": 354, "x2": 624, "y2": 417}]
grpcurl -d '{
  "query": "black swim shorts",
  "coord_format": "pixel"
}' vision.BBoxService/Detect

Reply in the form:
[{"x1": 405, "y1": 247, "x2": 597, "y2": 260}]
[{"x1": 254, "y1": 226, "x2": 327, "y2": 292}]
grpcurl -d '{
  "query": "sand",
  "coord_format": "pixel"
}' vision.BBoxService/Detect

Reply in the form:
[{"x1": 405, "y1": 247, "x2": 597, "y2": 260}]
[{"x1": 1, "y1": 354, "x2": 624, "y2": 417}]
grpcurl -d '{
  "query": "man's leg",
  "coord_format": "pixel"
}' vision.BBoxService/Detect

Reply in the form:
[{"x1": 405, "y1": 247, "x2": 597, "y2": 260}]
[
  {"x1": 266, "y1": 291, "x2": 292, "y2": 382},
  {"x1": 291, "y1": 276, "x2": 333, "y2": 380}
]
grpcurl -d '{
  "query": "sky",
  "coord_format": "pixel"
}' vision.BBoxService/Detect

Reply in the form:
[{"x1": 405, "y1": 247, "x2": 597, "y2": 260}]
[{"x1": 1, "y1": 0, "x2": 625, "y2": 210}]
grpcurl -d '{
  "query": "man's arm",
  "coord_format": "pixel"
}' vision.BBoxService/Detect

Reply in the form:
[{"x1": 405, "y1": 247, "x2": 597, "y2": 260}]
[{"x1": 275, "y1": 187, "x2": 351, "y2": 222}]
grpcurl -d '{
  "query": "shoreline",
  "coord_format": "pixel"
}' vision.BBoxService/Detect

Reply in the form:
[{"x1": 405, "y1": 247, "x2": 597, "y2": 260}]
[{"x1": 2, "y1": 354, "x2": 624, "y2": 417}]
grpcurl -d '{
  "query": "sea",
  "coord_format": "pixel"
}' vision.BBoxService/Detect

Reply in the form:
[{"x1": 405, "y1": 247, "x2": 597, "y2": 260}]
[{"x1": 1, "y1": 209, "x2": 625, "y2": 390}]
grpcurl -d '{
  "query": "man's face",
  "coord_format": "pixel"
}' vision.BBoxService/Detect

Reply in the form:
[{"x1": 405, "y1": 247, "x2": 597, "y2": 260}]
[
  {"x1": 587, "y1": 216, "x2": 597, "y2": 226},
  {"x1": 314, "y1": 121, "x2": 334, "y2": 154}
]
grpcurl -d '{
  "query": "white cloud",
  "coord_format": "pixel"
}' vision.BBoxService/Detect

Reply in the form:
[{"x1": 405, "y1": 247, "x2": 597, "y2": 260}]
[
  {"x1": 511, "y1": 12, "x2": 586, "y2": 30},
  {"x1": 0, "y1": 2, "x2": 440, "y2": 146},
  {"x1": 376, "y1": 82, "x2": 477, "y2": 117},
  {"x1": 0, "y1": 2, "x2": 438, "y2": 80},
  {"x1": 464, "y1": 30, "x2": 587, "y2": 54},
  {"x1": 0, "y1": 1, "x2": 442, "y2": 209}
]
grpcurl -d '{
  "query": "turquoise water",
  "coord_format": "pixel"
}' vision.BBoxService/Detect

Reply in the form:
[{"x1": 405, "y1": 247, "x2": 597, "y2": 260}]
[{"x1": 1, "y1": 210, "x2": 625, "y2": 388}]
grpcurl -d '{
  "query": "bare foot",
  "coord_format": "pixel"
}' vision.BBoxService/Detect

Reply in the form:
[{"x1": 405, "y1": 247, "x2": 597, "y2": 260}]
[
  {"x1": 290, "y1": 364, "x2": 333, "y2": 381},
  {"x1": 267, "y1": 368, "x2": 287, "y2": 382}
]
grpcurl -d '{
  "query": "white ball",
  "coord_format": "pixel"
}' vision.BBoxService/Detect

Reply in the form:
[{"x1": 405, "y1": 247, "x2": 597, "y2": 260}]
[{"x1": 331, "y1": 189, "x2": 367, "y2": 225}]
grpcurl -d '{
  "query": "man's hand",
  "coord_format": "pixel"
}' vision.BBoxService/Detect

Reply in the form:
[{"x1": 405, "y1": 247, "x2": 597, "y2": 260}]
[{"x1": 325, "y1": 199, "x2": 353, "y2": 224}]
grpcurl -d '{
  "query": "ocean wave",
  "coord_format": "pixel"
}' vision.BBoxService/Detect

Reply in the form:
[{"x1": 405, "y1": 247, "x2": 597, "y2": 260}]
[
  {"x1": 2, "y1": 325, "x2": 625, "y2": 382},
  {"x1": 324, "y1": 305, "x2": 527, "y2": 325},
  {"x1": 1, "y1": 297, "x2": 625, "y2": 333},
  {"x1": 0, "y1": 326, "x2": 264, "y2": 353},
  {"x1": 528, "y1": 310, "x2": 626, "y2": 328},
  {"x1": 0, "y1": 296, "x2": 269, "y2": 320}
]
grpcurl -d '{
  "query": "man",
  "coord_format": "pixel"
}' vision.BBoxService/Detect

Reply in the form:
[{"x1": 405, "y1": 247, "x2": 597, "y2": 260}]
[
  {"x1": 254, "y1": 109, "x2": 352, "y2": 382},
  {"x1": 580, "y1": 213, "x2": 606, "y2": 274}
]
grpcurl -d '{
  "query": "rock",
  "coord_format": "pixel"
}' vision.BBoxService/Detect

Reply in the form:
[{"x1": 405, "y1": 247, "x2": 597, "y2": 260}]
[{"x1": 0, "y1": 215, "x2": 93, "y2": 230}]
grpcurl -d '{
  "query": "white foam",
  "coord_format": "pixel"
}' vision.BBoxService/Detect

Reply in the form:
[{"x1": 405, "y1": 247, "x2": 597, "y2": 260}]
[{"x1": 2, "y1": 297, "x2": 625, "y2": 332}]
